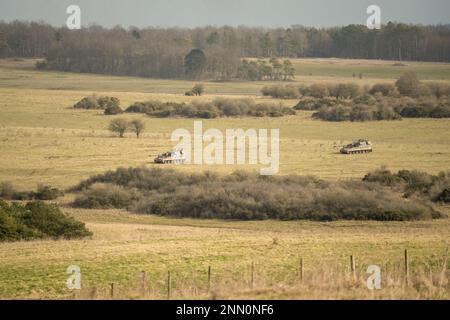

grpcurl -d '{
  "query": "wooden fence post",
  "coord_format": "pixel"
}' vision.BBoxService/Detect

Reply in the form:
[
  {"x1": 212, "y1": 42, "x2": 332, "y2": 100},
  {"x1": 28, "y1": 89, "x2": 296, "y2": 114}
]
[
  {"x1": 141, "y1": 271, "x2": 146, "y2": 295},
  {"x1": 250, "y1": 262, "x2": 254, "y2": 288},
  {"x1": 207, "y1": 266, "x2": 211, "y2": 293},
  {"x1": 404, "y1": 249, "x2": 409, "y2": 286},
  {"x1": 299, "y1": 258, "x2": 304, "y2": 282},
  {"x1": 350, "y1": 255, "x2": 356, "y2": 280},
  {"x1": 167, "y1": 270, "x2": 171, "y2": 299},
  {"x1": 90, "y1": 287, "x2": 97, "y2": 300}
]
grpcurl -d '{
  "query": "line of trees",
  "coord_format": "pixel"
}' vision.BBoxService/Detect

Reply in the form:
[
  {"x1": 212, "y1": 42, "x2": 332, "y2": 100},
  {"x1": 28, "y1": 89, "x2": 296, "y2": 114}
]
[{"x1": 1, "y1": 21, "x2": 450, "y2": 79}]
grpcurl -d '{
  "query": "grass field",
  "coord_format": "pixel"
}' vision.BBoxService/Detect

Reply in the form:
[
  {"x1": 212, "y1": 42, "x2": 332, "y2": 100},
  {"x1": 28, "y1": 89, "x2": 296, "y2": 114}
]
[
  {"x1": 0, "y1": 85, "x2": 449, "y2": 189},
  {"x1": 0, "y1": 207, "x2": 449, "y2": 299},
  {"x1": 0, "y1": 58, "x2": 449, "y2": 299}
]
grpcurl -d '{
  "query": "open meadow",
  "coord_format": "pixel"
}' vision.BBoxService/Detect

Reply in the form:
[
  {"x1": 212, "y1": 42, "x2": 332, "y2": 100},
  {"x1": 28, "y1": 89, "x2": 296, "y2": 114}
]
[{"x1": 0, "y1": 58, "x2": 450, "y2": 299}]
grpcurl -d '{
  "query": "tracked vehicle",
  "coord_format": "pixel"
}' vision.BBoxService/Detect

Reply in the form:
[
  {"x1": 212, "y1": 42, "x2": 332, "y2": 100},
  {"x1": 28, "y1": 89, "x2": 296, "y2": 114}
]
[
  {"x1": 340, "y1": 140, "x2": 373, "y2": 154},
  {"x1": 154, "y1": 149, "x2": 187, "y2": 164}
]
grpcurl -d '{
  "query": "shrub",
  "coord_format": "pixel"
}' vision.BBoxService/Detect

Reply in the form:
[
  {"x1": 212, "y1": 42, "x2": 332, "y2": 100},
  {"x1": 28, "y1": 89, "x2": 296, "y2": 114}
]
[
  {"x1": 261, "y1": 85, "x2": 299, "y2": 99},
  {"x1": 0, "y1": 182, "x2": 14, "y2": 199},
  {"x1": 34, "y1": 185, "x2": 64, "y2": 200},
  {"x1": 308, "y1": 83, "x2": 330, "y2": 98},
  {"x1": 312, "y1": 105, "x2": 352, "y2": 121},
  {"x1": 374, "y1": 104, "x2": 401, "y2": 120},
  {"x1": 393, "y1": 97, "x2": 450, "y2": 118},
  {"x1": 0, "y1": 202, "x2": 40, "y2": 241},
  {"x1": 19, "y1": 201, "x2": 92, "y2": 239},
  {"x1": 298, "y1": 84, "x2": 309, "y2": 97},
  {"x1": 0, "y1": 200, "x2": 92, "y2": 241},
  {"x1": 353, "y1": 94, "x2": 377, "y2": 105},
  {"x1": 313, "y1": 101, "x2": 402, "y2": 122},
  {"x1": 437, "y1": 189, "x2": 450, "y2": 203},
  {"x1": 73, "y1": 96, "x2": 100, "y2": 109},
  {"x1": 74, "y1": 96, "x2": 120, "y2": 110},
  {"x1": 294, "y1": 97, "x2": 340, "y2": 111},
  {"x1": 0, "y1": 183, "x2": 63, "y2": 200},
  {"x1": 364, "y1": 168, "x2": 450, "y2": 201},
  {"x1": 335, "y1": 83, "x2": 360, "y2": 99},
  {"x1": 427, "y1": 82, "x2": 450, "y2": 99},
  {"x1": 72, "y1": 183, "x2": 138, "y2": 209},
  {"x1": 98, "y1": 96, "x2": 120, "y2": 109},
  {"x1": 370, "y1": 83, "x2": 397, "y2": 96},
  {"x1": 104, "y1": 105, "x2": 123, "y2": 115},
  {"x1": 396, "y1": 72, "x2": 421, "y2": 96},
  {"x1": 363, "y1": 168, "x2": 403, "y2": 186}
]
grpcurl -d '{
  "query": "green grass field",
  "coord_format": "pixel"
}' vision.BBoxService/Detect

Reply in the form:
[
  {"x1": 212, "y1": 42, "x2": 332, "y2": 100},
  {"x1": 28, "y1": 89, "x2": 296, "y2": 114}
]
[{"x1": 0, "y1": 58, "x2": 449, "y2": 299}]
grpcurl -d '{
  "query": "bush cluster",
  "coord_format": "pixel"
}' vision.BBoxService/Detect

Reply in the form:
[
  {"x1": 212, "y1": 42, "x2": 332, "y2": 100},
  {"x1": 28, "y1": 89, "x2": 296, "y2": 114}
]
[
  {"x1": 261, "y1": 85, "x2": 299, "y2": 99},
  {"x1": 294, "y1": 94, "x2": 450, "y2": 121},
  {"x1": 393, "y1": 97, "x2": 450, "y2": 118},
  {"x1": 70, "y1": 167, "x2": 444, "y2": 221},
  {"x1": 264, "y1": 73, "x2": 450, "y2": 121},
  {"x1": 363, "y1": 168, "x2": 450, "y2": 202},
  {"x1": 0, "y1": 200, "x2": 92, "y2": 241},
  {"x1": 263, "y1": 82, "x2": 362, "y2": 100},
  {"x1": 73, "y1": 95, "x2": 121, "y2": 111},
  {"x1": 312, "y1": 103, "x2": 401, "y2": 122},
  {"x1": 125, "y1": 98, "x2": 295, "y2": 118}
]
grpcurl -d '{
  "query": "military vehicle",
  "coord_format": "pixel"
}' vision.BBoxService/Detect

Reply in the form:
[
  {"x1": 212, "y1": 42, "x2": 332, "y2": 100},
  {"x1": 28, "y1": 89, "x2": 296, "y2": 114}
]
[
  {"x1": 154, "y1": 149, "x2": 187, "y2": 164},
  {"x1": 340, "y1": 139, "x2": 373, "y2": 154}
]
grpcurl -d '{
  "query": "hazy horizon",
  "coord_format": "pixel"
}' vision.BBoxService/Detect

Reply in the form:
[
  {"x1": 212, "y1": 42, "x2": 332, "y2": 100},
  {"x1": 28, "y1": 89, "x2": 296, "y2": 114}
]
[{"x1": 1, "y1": 0, "x2": 450, "y2": 28}]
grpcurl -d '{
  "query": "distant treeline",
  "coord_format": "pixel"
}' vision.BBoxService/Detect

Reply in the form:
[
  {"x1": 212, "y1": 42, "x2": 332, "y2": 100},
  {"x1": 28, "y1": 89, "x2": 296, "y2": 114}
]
[
  {"x1": 70, "y1": 167, "x2": 447, "y2": 221},
  {"x1": 1, "y1": 21, "x2": 450, "y2": 79}
]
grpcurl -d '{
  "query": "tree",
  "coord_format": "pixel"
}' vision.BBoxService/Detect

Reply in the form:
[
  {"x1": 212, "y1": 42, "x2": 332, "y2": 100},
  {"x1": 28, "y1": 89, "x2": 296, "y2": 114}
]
[
  {"x1": 270, "y1": 58, "x2": 283, "y2": 80},
  {"x1": 184, "y1": 48, "x2": 206, "y2": 79},
  {"x1": 108, "y1": 118, "x2": 128, "y2": 138},
  {"x1": 192, "y1": 84, "x2": 204, "y2": 96},
  {"x1": 129, "y1": 119, "x2": 145, "y2": 138},
  {"x1": 282, "y1": 60, "x2": 295, "y2": 80}
]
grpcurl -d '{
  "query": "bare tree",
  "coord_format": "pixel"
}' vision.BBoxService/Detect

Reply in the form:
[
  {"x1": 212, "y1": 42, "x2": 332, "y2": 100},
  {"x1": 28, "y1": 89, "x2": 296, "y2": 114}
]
[
  {"x1": 129, "y1": 119, "x2": 145, "y2": 138},
  {"x1": 108, "y1": 118, "x2": 128, "y2": 138}
]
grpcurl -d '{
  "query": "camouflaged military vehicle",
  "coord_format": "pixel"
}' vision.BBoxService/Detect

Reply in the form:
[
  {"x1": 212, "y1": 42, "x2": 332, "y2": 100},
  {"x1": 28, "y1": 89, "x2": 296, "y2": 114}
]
[
  {"x1": 340, "y1": 139, "x2": 373, "y2": 154},
  {"x1": 154, "y1": 149, "x2": 187, "y2": 164}
]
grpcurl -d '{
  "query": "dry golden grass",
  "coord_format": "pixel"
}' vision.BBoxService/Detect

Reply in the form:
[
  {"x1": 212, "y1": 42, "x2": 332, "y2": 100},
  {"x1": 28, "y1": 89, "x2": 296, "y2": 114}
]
[
  {"x1": 0, "y1": 208, "x2": 448, "y2": 299},
  {"x1": 1, "y1": 92, "x2": 449, "y2": 189}
]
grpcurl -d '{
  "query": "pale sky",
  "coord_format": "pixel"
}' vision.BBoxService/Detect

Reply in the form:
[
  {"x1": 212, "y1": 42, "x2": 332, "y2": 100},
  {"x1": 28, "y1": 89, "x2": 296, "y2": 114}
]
[{"x1": 0, "y1": 0, "x2": 449, "y2": 28}]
